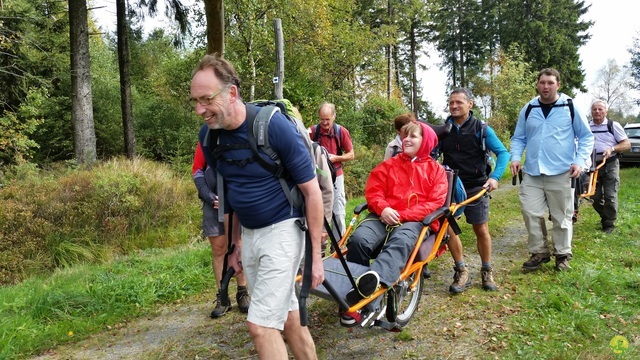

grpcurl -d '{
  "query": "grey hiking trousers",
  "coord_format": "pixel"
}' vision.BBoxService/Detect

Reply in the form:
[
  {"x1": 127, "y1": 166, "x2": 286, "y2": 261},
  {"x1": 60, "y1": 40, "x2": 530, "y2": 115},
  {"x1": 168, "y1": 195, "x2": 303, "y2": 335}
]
[{"x1": 346, "y1": 214, "x2": 422, "y2": 287}]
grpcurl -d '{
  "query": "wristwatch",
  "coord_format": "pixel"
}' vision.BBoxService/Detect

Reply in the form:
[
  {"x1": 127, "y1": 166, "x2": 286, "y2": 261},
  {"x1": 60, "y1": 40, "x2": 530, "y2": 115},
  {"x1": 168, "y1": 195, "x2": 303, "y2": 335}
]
[{"x1": 611, "y1": 147, "x2": 616, "y2": 153}]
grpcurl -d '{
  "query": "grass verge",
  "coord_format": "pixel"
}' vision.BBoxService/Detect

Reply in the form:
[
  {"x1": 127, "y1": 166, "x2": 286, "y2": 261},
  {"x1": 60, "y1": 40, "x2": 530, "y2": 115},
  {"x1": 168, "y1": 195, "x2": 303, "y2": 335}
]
[{"x1": 0, "y1": 168, "x2": 638, "y2": 359}]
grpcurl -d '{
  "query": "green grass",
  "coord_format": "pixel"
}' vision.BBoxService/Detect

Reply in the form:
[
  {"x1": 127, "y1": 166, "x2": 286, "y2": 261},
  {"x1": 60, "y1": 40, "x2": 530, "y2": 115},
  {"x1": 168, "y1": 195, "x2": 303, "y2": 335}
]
[
  {"x1": 486, "y1": 166, "x2": 640, "y2": 359},
  {"x1": 0, "y1": 244, "x2": 214, "y2": 359},
  {"x1": 0, "y1": 167, "x2": 639, "y2": 359}
]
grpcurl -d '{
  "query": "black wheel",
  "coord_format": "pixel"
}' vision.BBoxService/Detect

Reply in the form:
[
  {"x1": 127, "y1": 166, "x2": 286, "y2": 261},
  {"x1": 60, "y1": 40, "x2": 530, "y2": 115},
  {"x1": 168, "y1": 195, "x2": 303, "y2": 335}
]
[{"x1": 386, "y1": 267, "x2": 423, "y2": 327}]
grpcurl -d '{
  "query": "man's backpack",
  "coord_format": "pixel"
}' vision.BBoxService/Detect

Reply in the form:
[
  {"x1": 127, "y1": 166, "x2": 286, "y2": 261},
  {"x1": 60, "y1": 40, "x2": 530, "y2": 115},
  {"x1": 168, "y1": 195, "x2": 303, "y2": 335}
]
[
  {"x1": 591, "y1": 120, "x2": 615, "y2": 136},
  {"x1": 477, "y1": 121, "x2": 494, "y2": 177},
  {"x1": 198, "y1": 100, "x2": 334, "y2": 221},
  {"x1": 524, "y1": 98, "x2": 575, "y2": 123},
  {"x1": 312, "y1": 123, "x2": 343, "y2": 156},
  {"x1": 242, "y1": 100, "x2": 335, "y2": 218}
]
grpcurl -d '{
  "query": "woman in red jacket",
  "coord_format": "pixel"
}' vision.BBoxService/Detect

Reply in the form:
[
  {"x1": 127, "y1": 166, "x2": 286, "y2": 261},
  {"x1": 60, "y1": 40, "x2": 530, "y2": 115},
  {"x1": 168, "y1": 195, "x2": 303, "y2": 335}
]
[{"x1": 345, "y1": 121, "x2": 448, "y2": 307}]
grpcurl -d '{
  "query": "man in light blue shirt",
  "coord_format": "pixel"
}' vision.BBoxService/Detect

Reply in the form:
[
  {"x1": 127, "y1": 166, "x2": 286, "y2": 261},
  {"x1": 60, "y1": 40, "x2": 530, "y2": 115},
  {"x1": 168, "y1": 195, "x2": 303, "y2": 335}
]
[{"x1": 510, "y1": 68, "x2": 594, "y2": 272}]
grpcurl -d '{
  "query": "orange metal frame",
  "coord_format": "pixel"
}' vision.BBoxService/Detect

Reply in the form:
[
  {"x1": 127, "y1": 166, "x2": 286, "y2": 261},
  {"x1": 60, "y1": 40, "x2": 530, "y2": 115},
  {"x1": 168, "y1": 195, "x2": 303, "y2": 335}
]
[
  {"x1": 579, "y1": 157, "x2": 607, "y2": 199},
  {"x1": 302, "y1": 188, "x2": 488, "y2": 313}
]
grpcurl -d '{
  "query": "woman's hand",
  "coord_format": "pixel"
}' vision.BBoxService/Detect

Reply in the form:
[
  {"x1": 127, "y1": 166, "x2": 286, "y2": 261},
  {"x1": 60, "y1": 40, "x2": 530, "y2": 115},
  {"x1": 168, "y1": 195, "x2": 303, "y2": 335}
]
[{"x1": 380, "y1": 207, "x2": 400, "y2": 225}]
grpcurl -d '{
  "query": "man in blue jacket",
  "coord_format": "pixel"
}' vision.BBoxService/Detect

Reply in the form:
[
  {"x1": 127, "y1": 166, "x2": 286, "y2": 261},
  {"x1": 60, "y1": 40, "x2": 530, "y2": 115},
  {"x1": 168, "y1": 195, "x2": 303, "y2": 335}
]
[
  {"x1": 510, "y1": 68, "x2": 594, "y2": 272},
  {"x1": 440, "y1": 88, "x2": 509, "y2": 293}
]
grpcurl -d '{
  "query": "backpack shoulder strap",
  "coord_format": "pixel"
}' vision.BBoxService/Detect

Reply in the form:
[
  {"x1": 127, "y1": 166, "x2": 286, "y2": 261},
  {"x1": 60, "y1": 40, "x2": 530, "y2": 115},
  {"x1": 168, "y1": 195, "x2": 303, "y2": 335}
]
[
  {"x1": 248, "y1": 104, "x2": 298, "y2": 214},
  {"x1": 567, "y1": 98, "x2": 574, "y2": 124},
  {"x1": 607, "y1": 120, "x2": 614, "y2": 135},
  {"x1": 333, "y1": 123, "x2": 343, "y2": 155},
  {"x1": 313, "y1": 124, "x2": 320, "y2": 142},
  {"x1": 479, "y1": 121, "x2": 488, "y2": 152},
  {"x1": 525, "y1": 98, "x2": 574, "y2": 123},
  {"x1": 524, "y1": 103, "x2": 534, "y2": 121},
  {"x1": 248, "y1": 104, "x2": 285, "y2": 177}
]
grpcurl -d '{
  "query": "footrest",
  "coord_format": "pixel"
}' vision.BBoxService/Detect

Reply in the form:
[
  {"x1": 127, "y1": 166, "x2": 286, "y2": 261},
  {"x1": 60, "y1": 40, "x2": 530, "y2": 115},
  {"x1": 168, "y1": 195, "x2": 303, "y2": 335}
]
[
  {"x1": 311, "y1": 257, "x2": 370, "y2": 300},
  {"x1": 300, "y1": 257, "x2": 382, "y2": 311}
]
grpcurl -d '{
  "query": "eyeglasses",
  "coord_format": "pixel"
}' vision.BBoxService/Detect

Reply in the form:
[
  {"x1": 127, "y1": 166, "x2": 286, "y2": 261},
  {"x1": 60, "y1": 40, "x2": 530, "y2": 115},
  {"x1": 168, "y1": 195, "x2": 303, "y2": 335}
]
[{"x1": 189, "y1": 87, "x2": 226, "y2": 107}]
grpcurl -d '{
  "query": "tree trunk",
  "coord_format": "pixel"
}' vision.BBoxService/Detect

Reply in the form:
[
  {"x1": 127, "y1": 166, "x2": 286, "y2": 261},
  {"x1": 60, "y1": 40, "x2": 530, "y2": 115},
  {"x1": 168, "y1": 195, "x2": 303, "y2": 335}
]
[
  {"x1": 68, "y1": 0, "x2": 96, "y2": 164},
  {"x1": 273, "y1": 19, "x2": 284, "y2": 99},
  {"x1": 116, "y1": 0, "x2": 136, "y2": 158},
  {"x1": 204, "y1": 0, "x2": 224, "y2": 55},
  {"x1": 386, "y1": 0, "x2": 392, "y2": 99},
  {"x1": 409, "y1": 22, "x2": 418, "y2": 114}
]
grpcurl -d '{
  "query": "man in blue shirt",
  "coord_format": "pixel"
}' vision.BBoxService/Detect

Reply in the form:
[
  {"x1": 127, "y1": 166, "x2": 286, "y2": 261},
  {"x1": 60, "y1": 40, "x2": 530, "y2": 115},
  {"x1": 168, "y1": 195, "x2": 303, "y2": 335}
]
[
  {"x1": 510, "y1": 68, "x2": 594, "y2": 272},
  {"x1": 589, "y1": 100, "x2": 630, "y2": 233},
  {"x1": 190, "y1": 54, "x2": 324, "y2": 359},
  {"x1": 440, "y1": 88, "x2": 509, "y2": 293}
]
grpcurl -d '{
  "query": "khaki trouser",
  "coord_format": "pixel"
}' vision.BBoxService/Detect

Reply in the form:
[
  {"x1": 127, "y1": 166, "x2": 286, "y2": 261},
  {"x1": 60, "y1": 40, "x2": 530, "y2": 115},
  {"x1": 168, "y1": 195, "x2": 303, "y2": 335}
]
[{"x1": 519, "y1": 171, "x2": 573, "y2": 257}]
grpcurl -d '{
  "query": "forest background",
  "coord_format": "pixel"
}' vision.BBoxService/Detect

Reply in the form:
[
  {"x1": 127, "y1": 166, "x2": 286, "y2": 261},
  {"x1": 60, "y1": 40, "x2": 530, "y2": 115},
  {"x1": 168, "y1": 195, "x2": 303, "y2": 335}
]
[{"x1": 3, "y1": 0, "x2": 640, "y2": 291}]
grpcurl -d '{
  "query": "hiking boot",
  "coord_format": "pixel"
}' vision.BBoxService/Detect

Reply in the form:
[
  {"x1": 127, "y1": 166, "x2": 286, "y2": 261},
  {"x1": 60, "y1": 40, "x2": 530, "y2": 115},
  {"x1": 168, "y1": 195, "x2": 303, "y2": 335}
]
[
  {"x1": 449, "y1": 266, "x2": 471, "y2": 294},
  {"x1": 481, "y1": 267, "x2": 498, "y2": 291},
  {"x1": 555, "y1": 256, "x2": 571, "y2": 271},
  {"x1": 603, "y1": 226, "x2": 615, "y2": 234},
  {"x1": 422, "y1": 264, "x2": 431, "y2": 279},
  {"x1": 572, "y1": 210, "x2": 579, "y2": 224},
  {"x1": 522, "y1": 253, "x2": 551, "y2": 271},
  {"x1": 210, "y1": 292, "x2": 231, "y2": 318},
  {"x1": 346, "y1": 270, "x2": 381, "y2": 306},
  {"x1": 236, "y1": 288, "x2": 250, "y2": 313}
]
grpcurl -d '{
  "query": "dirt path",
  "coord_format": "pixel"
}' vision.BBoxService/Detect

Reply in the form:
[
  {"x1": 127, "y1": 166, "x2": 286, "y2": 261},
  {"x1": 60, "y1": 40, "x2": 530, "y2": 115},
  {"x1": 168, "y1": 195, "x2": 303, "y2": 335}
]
[
  {"x1": 32, "y1": 239, "x2": 527, "y2": 359},
  {"x1": 33, "y1": 189, "x2": 529, "y2": 360}
]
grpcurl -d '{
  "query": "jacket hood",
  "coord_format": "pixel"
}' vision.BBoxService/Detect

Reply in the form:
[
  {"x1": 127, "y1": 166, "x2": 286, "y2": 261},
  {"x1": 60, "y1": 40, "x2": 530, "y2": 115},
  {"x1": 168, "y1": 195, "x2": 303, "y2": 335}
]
[{"x1": 416, "y1": 121, "x2": 438, "y2": 159}]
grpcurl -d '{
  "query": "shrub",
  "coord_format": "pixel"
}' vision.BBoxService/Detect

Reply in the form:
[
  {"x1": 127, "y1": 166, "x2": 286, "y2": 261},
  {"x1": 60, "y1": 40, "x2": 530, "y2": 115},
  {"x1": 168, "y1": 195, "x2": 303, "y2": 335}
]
[{"x1": 0, "y1": 158, "x2": 200, "y2": 285}]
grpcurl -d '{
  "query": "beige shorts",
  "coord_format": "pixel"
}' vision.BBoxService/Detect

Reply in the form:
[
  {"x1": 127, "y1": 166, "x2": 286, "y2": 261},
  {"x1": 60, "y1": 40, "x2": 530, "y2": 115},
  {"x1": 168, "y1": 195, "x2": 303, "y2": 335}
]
[{"x1": 241, "y1": 218, "x2": 305, "y2": 330}]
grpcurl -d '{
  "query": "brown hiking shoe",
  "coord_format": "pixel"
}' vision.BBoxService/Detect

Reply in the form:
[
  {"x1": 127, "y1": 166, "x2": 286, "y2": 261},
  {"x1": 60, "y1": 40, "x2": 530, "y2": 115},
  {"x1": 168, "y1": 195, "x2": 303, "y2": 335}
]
[
  {"x1": 481, "y1": 267, "x2": 498, "y2": 291},
  {"x1": 236, "y1": 288, "x2": 250, "y2": 313},
  {"x1": 555, "y1": 256, "x2": 571, "y2": 271},
  {"x1": 210, "y1": 292, "x2": 231, "y2": 318},
  {"x1": 522, "y1": 253, "x2": 551, "y2": 271},
  {"x1": 449, "y1": 266, "x2": 471, "y2": 294}
]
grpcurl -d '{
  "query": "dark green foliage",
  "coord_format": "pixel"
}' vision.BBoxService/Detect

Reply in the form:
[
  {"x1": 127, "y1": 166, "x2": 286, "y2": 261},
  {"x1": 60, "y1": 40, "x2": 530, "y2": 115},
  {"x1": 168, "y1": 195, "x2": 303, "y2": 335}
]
[
  {"x1": 430, "y1": 0, "x2": 592, "y2": 95},
  {"x1": 0, "y1": 0, "x2": 72, "y2": 165},
  {"x1": 498, "y1": 0, "x2": 592, "y2": 94},
  {"x1": 430, "y1": 0, "x2": 488, "y2": 89}
]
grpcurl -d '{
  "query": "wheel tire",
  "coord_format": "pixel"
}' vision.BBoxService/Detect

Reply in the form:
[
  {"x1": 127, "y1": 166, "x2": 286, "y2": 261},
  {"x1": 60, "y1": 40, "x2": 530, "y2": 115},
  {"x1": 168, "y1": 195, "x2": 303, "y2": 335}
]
[{"x1": 387, "y1": 267, "x2": 423, "y2": 327}]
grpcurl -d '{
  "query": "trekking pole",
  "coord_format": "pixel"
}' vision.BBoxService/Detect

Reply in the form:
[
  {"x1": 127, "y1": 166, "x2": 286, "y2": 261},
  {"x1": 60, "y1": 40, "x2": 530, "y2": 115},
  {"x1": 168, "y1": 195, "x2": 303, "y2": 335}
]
[{"x1": 218, "y1": 211, "x2": 235, "y2": 308}]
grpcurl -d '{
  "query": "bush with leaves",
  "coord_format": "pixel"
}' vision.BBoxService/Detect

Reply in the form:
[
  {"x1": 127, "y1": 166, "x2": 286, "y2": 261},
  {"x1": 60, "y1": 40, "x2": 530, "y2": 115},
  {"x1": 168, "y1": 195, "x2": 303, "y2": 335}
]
[{"x1": 0, "y1": 158, "x2": 200, "y2": 285}]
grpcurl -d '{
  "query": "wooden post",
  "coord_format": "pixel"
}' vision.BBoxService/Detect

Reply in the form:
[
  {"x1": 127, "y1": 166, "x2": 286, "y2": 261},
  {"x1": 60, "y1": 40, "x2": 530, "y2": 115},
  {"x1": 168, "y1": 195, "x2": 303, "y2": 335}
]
[{"x1": 274, "y1": 18, "x2": 284, "y2": 99}]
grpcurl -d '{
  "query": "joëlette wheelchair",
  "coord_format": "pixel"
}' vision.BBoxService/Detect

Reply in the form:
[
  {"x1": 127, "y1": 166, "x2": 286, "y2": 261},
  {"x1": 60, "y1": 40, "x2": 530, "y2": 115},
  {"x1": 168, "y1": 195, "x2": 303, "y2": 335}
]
[{"x1": 296, "y1": 169, "x2": 487, "y2": 331}]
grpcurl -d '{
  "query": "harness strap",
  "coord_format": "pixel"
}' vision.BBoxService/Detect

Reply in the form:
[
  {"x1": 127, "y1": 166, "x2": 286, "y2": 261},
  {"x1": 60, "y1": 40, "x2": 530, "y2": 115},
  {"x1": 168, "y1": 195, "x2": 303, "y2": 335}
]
[
  {"x1": 325, "y1": 217, "x2": 358, "y2": 292},
  {"x1": 296, "y1": 218, "x2": 312, "y2": 327}
]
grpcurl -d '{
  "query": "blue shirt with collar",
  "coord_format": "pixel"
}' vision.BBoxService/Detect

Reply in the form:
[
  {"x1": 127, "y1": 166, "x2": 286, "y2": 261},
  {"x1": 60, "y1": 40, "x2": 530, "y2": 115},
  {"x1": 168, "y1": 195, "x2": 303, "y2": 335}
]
[{"x1": 510, "y1": 93, "x2": 594, "y2": 176}]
